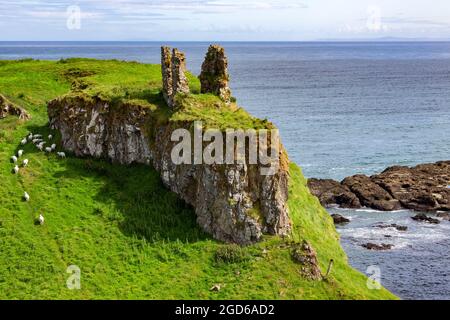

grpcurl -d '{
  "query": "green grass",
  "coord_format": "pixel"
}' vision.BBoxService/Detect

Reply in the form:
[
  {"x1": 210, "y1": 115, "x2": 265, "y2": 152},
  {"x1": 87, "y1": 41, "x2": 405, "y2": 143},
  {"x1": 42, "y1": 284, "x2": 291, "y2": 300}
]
[{"x1": 0, "y1": 59, "x2": 396, "y2": 300}]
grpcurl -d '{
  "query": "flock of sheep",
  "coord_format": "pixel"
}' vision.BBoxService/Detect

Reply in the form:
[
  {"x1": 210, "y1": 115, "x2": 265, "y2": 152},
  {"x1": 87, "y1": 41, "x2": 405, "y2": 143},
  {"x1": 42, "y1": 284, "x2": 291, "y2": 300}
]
[{"x1": 11, "y1": 132, "x2": 66, "y2": 225}]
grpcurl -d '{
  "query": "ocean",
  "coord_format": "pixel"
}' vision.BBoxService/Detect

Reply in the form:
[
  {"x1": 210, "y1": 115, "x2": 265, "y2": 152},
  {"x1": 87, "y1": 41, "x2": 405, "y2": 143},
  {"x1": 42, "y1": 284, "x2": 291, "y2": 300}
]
[{"x1": 1, "y1": 41, "x2": 449, "y2": 299}]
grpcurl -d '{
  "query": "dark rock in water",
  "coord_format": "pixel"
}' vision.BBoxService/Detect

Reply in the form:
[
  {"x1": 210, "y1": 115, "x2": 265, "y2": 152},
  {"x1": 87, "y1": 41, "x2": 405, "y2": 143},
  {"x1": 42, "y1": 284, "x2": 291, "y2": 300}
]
[
  {"x1": 342, "y1": 175, "x2": 401, "y2": 211},
  {"x1": 437, "y1": 212, "x2": 450, "y2": 221},
  {"x1": 362, "y1": 243, "x2": 394, "y2": 251},
  {"x1": 374, "y1": 223, "x2": 408, "y2": 231},
  {"x1": 331, "y1": 214, "x2": 350, "y2": 225},
  {"x1": 308, "y1": 161, "x2": 450, "y2": 212},
  {"x1": 308, "y1": 178, "x2": 361, "y2": 208},
  {"x1": 291, "y1": 241, "x2": 322, "y2": 280},
  {"x1": 411, "y1": 213, "x2": 440, "y2": 224}
]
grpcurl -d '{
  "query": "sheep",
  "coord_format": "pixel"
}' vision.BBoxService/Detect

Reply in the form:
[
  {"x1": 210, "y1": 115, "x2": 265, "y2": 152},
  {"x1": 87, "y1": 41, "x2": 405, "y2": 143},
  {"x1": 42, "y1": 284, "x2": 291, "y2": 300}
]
[
  {"x1": 21, "y1": 138, "x2": 27, "y2": 145},
  {"x1": 27, "y1": 133, "x2": 33, "y2": 141},
  {"x1": 33, "y1": 134, "x2": 42, "y2": 139},
  {"x1": 51, "y1": 144, "x2": 57, "y2": 151},
  {"x1": 57, "y1": 152, "x2": 66, "y2": 158},
  {"x1": 11, "y1": 155, "x2": 18, "y2": 163},
  {"x1": 37, "y1": 145, "x2": 43, "y2": 151},
  {"x1": 22, "y1": 159, "x2": 29, "y2": 167},
  {"x1": 33, "y1": 139, "x2": 43, "y2": 144},
  {"x1": 38, "y1": 214, "x2": 45, "y2": 225},
  {"x1": 48, "y1": 134, "x2": 53, "y2": 140},
  {"x1": 17, "y1": 150, "x2": 24, "y2": 157},
  {"x1": 23, "y1": 192, "x2": 30, "y2": 202},
  {"x1": 13, "y1": 165, "x2": 19, "y2": 174},
  {"x1": 45, "y1": 147, "x2": 52, "y2": 153}
]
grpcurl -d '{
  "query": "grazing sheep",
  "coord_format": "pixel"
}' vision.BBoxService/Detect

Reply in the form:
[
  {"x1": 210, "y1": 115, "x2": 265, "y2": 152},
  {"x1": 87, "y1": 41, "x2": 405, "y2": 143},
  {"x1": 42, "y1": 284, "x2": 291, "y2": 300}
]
[
  {"x1": 51, "y1": 143, "x2": 56, "y2": 150},
  {"x1": 23, "y1": 192, "x2": 30, "y2": 202},
  {"x1": 45, "y1": 147, "x2": 52, "y2": 153},
  {"x1": 11, "y1": 155, "x2": 18, "y2": 163},
  {"x1": 57, "y1": 152, "x2": 66, "y2": 158},
  {"x1": 13, "y1": 165, "x2": 19, "y2": 174},
  {"x1": 22, "y1": 159, "x2": 29, "y2": 167},
  {"x1": 27, "y1": 133, "x2": 33, "y2": 141},
  {"x1": 17, "y1": 150, "x2": 24, "y2": 157},
  {"x1": 37, "y1": 145, "x2": 43, "y2": 151},
  {"x1": 48, "y1": 134, "x2": 53, "y2": 140},
  {"x1": 21, "y1": 138, "x2": 27, "y2": 145},
  {"x1": 33, "y1": 134, "x2": 42, "y2": 139},
  {"x1": 38, "y1": 214, "x2": 45, "y2": 225}
]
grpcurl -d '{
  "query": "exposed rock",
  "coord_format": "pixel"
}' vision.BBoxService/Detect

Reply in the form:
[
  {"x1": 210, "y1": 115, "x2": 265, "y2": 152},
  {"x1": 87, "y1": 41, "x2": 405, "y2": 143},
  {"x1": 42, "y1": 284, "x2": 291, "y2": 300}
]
[
  {"x1": 373, "y1": 223, "x2": 408, "y2": 231},
  {"x1": 308, "y1": 178, "x2": 361, "y2": 208},
  {"x1": 411, "y1": 213, "x2": 440, "y2": 224},
  {"x1": 309, "y1": 161, "x2": 450, "y2": 212},
  {"x1": 199, "y1": 45, "x2": 232, "y2": 103},
  {"x1": 291, "y1": 241, "x2": 322, "y2": 281},
  {"x1": 0, "y1": 94, "x2": 30, "y2": 120},
  {"x1": 331, "y1": 214, "x2": 350, "y2": 225},
  {"x1": 342, "y1": 175, "x2": 401, "y2": 211},
  {"x1": 47, "y1": 93, "x2": 291, "y2": 245},
  {"x1": 362, "y1": 243, "x2": 393, "y2": 251},
  {"x1": 160, "y1": 47, "x2": 190, "y2": 109},
  {"x1": 372, "y1": 162, "x2": 450, "y2": 212},
  {"x1": 437, "y1": 212, "x2": 450, "y2": 221}
]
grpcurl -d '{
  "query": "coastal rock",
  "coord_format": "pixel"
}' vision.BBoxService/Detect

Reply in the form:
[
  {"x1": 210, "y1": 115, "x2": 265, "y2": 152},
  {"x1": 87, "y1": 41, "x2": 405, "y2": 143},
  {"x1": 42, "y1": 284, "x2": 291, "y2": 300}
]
[
  {"x1": 0, "y1": 94, "x2": 30, "y2": 120},
  {"x1": 342, "y1": 175, "x2": 401, "y2": 211},
  {"x1": 411, "y1": 213, "x2": 440, "y2": 224},
  {"x1": 199, "y1": 45, "x2": 232, "y2": 103},
  {"x1": 437, "y1": 212, "x2": 450, "y2": 221},
  {"x1": 161, "y1": 47, "x2": 190, "y2": 109},
  {"x1": 373, "y1": 223, "x2": 408, "y2": 231},
  {"x1": 331, "y1": 214, "x2": 350, "y2": 225},
  {"x1": 309, "y1": 161, "x2": 450, "y2": 212},
  {"x1": 307, "y1": 178, "x2": 361, "y2": 208},
  {"x1": 362, "y1": 243, "x2": 394, "y2": 251},
  {"x1": 48, "y1": 93, "x2": 291, "y2": 245}
]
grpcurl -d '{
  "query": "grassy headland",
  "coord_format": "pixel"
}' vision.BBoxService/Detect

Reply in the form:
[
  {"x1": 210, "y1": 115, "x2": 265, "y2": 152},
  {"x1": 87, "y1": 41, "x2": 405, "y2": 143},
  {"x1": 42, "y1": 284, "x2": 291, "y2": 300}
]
[{"x1": 0, "y1": 58, "x2": 396, "y2": 299}]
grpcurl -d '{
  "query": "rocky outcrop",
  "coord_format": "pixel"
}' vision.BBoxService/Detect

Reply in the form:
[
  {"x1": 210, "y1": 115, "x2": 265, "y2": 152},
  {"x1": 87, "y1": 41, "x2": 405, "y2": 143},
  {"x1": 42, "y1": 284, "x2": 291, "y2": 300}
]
[
  {"x1": 47, "y1": 92, "x2": 291, "y2": 245},
  {"x1": 373, "y1": 223, "x2": 408, "y2": 231},
  {"x1": 199, "y1": 45, "x2": 232, "y2": 103},
  {"x1": 161, "y1": 47, "x2": 190, "y2": 109},
  {"x1": 331, "y1": 214, "x2": 350, "y2": 225},
  {"x1": 291, "y1": 241, "x2": 322, "y2": 280},
  {"x1": 362, "y1": 243, "x2": 393, "y2": 251},
  {"x1": 411, "y1": 213, "x2": 440, "y2": 224},
  {"x1": 307, "y1": 178, "x2": 361, "y2": 208},
  {"x1": 0, "y1": 94, "x2": 30, "y2": 120},
  {"x1": 308, "y1": 161, "x2": 450, "y2": 212}
]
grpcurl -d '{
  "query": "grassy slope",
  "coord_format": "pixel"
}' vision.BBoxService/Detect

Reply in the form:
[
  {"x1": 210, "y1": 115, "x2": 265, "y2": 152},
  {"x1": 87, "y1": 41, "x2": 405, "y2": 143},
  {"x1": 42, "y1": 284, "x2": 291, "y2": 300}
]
[{"x1": 0, "y1": 59, "x2": 396, "y2": 300}]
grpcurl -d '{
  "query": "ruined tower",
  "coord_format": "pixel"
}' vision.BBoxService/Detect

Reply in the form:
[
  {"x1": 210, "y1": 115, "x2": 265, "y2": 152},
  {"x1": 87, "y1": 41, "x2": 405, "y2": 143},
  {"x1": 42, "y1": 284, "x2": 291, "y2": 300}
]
[
  {"x1": 160, "y1": 46, "x2": 190, "y2": 109},
  {"x1": 199, "y1": 45, "x2": 232, "y2": 103}
]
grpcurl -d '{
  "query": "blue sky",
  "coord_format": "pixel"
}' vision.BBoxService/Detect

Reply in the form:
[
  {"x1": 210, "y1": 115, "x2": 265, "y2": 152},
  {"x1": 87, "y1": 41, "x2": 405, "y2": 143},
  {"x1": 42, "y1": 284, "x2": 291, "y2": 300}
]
[{"x1": 1, "y1": 0, "x2": 449, "y2": 41}]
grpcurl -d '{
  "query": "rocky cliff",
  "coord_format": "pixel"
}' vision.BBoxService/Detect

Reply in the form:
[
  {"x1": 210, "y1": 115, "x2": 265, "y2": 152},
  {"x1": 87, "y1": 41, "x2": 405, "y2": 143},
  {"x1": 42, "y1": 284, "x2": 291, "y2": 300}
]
[
  {"x1": 309, "y1": 161, "x2": 450, "y2": 212},
  {"x1": 47, "y1": 47, "x2": 291, "y2": 245},
  {"x1": 0, "y1": 94, "x2": 30, "y2": 120}
]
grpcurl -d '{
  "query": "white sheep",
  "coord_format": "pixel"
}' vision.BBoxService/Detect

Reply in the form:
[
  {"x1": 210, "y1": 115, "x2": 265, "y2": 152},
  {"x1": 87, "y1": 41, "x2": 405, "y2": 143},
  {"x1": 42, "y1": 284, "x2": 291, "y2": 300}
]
[
  {"x1": 38, "y1": 214, "x2": 45, "y2": 225},
  {"x1": 51, "y1": 143, "x2": 56, "y2": 150},
  {"x1": 48, "y1": 134, "x2": 53, "y2": 140},
  {"x1": 45, "y1": 147, "x2": 52, "y2": 153},
  {"x1": 23, "y1": 192, "x2": 30, "y2": 202},
  {"x1": 37, "y1": 145, "x2": 43, "y2": 151},
  {"x1": 33, "y1": 134, "x2": 42, "y2": 139},
  {"x1": 21, "y1": 138, "x2": 27, "y2": 145},
  {"x1": 27, "y1": 133, "x2": 33, "y2": 141},
  {"x1": 13, "y1": 165, "x2": 19, "y2": 174},
  {"x1": 57, "y1": 152, "x2": 66, "y2": 158},
  {"x1": 22, "y1": 159, "x2": 29, "y2": 167},
  {"x1": 17, "y1": 150, "x2": 24, "y2": 157},
  {"x1": 11, "y1": 155, "x2": 18, "y2": 163}
]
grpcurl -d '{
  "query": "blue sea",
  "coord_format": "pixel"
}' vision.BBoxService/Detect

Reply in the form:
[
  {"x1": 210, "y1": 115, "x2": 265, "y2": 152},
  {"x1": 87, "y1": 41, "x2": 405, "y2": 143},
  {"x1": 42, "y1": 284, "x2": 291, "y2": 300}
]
[{"x1": 1, "y1": 41, "x2": 449, "y2": 299}]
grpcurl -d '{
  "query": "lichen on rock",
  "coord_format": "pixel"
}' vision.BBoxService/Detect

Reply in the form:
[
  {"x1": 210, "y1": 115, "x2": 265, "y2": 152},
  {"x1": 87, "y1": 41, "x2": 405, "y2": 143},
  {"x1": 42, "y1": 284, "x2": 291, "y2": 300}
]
[{"x1": 161, "y1": 46, "x2": 190, "y2": 109}]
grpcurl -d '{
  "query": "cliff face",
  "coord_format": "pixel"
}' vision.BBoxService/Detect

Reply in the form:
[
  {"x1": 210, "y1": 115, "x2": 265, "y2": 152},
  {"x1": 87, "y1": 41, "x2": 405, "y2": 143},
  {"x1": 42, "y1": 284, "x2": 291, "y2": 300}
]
[
  {"x1": 48, "y1": 94, "x2": 291, "y2": 244},
  {"x1": 0, "y1": 94, "x2": 30, "y2": 120}
]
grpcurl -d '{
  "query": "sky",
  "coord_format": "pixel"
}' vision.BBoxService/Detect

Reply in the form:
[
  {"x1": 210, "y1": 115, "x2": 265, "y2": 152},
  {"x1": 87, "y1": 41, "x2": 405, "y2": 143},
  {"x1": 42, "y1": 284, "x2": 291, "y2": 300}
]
[{"x1": 0, "y1": 0, "x2": 449, "y2": 41}]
